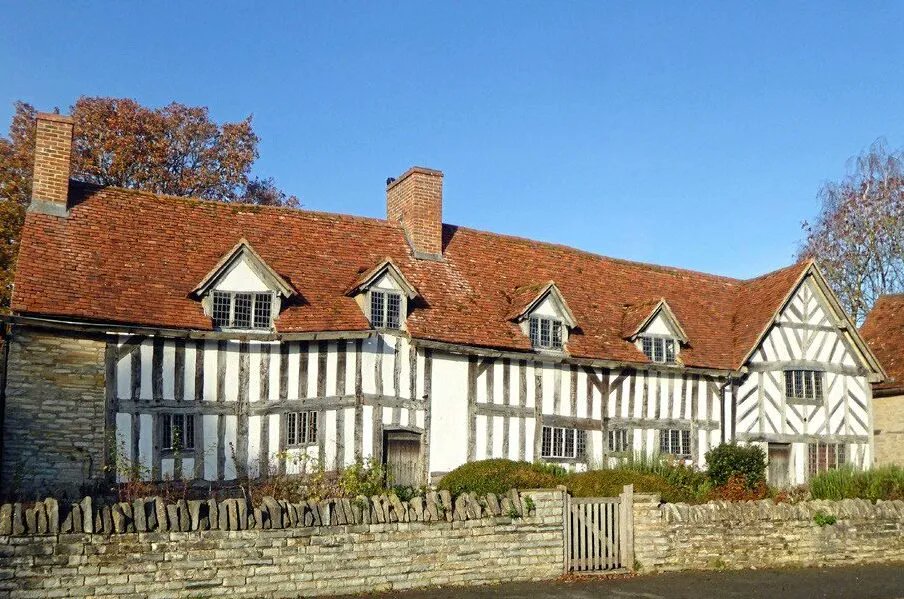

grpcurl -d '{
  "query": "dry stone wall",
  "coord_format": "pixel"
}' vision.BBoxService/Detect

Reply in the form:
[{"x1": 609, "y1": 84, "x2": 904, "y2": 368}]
[
  {"x1": 633, "y1": 493, "x2": 904, "y2": 571},
  {"x1": 0, "y1": 488, "x2": 566, "y2": 598}
]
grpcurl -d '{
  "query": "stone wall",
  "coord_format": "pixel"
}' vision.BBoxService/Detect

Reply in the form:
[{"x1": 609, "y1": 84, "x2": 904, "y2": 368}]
[
  {"x1": 873, "y1": 392, "x2": 904, "y2": 466},
  {"x1": 633, "y1": 493, "x2": 904, "y2": 571},
  {"x1": 0, "y1": 488, "x2": 565, "y2": 598},
  {"x1": 1, "y1": 328, "x2": 108, "y2": 495}
]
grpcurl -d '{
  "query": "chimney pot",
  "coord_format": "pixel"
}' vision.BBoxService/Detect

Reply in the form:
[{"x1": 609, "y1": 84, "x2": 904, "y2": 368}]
[
  {"x1": 30, "y1": 112, "x2": 74, "y2": 217},
  {"x1": 386, "y1": 166, "x2": 444, "y2": 260}
]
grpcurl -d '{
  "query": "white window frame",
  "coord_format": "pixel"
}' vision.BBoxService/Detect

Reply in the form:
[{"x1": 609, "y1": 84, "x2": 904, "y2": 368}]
[
  {"x1": 211, "y1": 290, "x2": 275, "y2": 330},
  {"x1": 541, "y1": 426, "x2": 586, "y2": 460},
  {"x1": 659, "y1": 428, "x2": 691, "y2": 459},
  {"x1": 529, "y1": 316, "x2": 564, "y2": 350},
  {"x1": 369, "y1": 289, "x2": 404, "y2": 330},
  {"x1": 641, "y1": 336, "x2": 677, "y2": 364}
]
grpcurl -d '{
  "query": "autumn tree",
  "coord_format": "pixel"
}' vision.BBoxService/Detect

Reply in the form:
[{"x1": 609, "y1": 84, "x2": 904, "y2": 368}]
[
  {"x1": 0, "y1": 96, "x2": 299, "y2": 309},
  {"x1": 798, "y1": 140, "x2": 904, "y2": 323}
]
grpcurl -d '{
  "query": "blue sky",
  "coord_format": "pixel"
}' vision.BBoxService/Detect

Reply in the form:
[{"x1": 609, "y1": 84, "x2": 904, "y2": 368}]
[{"x1": 2, "y1": 2, "x2": 903, "y2": 279}]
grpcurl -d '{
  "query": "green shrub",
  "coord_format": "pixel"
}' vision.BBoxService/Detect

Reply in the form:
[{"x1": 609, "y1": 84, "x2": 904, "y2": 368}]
[
  {"x1": 338, "y1": 456, "x2": 389, "y2": 498},
  {"x1": 813, "y1": 511, "x2": 837, "y2": 527},
  {"x1": 618, "y1": 452, "x2": 709, "y2": 502},
  {"x1": 436, "y1": 459, "x2": 565, "y2": 496},
  {"x1": 705, "y1": 443, "x2": 766, "y2": 488},
  {"x1": 566, "y1": 469, "x2": 694, "y2": 503},
  {"x1": 809, "y1": 466, "x2": 904, "y2": 501}
]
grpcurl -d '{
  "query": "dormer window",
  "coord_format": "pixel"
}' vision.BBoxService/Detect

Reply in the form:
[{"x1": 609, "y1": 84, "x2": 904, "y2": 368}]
[
  {"x1": 192, "y1": 239, "x2": 296, "y2": 332},
  {"x1": 370, "y1": 290, "x2": 402, "y2": 329},
  {"x1": 212, "y1": 291, "x2": 274, "y2": 330},
  {"x1": 347, "y1": 258, "x2": 420, "y2": 332},
  {"x1": 510, "y1": 281, "x2": 577, "y2": 353},
  {"x1": 529, "y1": 316, "x2": 563, "y2": 350},
  {"x1": 642, "y1": 336, "x2": 676, "y2": 364}
]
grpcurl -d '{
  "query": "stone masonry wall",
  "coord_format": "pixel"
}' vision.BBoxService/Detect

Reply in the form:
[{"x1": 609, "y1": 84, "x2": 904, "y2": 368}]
[
  {"x1": 0, "y1": 488, "x2": 565, "y2": 598},
  {"x1": 633, "y1": 493, "x2": 904, "y2": 572},
  {"x1": 1, "y1": 329, "x2": 108, "y2": 495},
  {"x1": 873, "y1": 393, "x2": 904, "y2": 466}
]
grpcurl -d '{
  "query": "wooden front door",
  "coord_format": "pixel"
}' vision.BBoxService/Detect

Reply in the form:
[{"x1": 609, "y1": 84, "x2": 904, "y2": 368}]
[
  {"x1": 768, "y1": 443, "x2": 791, "y2": 488},
  {"x1": 383, "y1": 430, "x2": 423, "y2": 488}
]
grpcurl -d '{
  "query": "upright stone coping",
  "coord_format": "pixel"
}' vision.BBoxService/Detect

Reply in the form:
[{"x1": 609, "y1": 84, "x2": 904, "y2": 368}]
[{"x1": 0, "y1": 488, "x2": 538, "y2": 536}]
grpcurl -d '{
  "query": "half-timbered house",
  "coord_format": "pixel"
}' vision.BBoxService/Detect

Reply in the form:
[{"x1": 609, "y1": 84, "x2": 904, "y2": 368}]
[{"x1": 0, "y1": 113, "x2": 886, "y2": 494}]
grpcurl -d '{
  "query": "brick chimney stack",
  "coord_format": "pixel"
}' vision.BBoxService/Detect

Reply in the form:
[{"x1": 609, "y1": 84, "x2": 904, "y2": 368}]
[
  {"x1": 30, "y1": 112, "x2": 74, "y2": 217},
  {"x1": 386, "y1": 166, "x2": 443, "y2": 260}
]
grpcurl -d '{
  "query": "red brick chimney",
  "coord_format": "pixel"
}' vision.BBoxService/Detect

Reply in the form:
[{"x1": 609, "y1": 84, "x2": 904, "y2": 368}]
[
  {"x1": 30, "y1": 112, "x2": 74, "y2": 217},
  {"x1": 386, "y1": 167, "x2": 444, "y2": 260}
]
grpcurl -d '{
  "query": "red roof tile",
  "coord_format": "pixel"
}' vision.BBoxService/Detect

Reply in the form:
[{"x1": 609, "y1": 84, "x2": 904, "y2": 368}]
[
  {"x1": 861, "y1": 295, "x2": 904, "y2": 393},
  {"x1": 12, "y1": 182, "x2": 812, "y2": 370}
]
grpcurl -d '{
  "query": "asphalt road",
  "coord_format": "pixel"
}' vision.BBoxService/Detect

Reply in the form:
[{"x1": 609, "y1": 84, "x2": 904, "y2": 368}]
[{"x1": 339, "y1": 564, "x2": 904, "y2": 598}]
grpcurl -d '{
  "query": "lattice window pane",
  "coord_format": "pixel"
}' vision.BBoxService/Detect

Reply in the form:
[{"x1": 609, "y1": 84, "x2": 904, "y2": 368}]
[
  {"x1": 541, "y1": 426, "x2": 552, "y2": 457},
  {"x1": 253, "y1": 293, "x2": 272, "y2": 329},
  {"x1": 162, "y1": 415, "x2": 173, "y2": 450},
  {"x1": 530, "y1": 319, "x2": 540, "y2": 346},
  {"x1": 184, "y1": 415, "x2": 194, "y2": 449},
  {"x1": 287, "y1": 412, "x2": 297, "y2": 446},
  {"x1": 794, "y1": 370, "x2": 804, "y2": 398},
  {"x1": 212, "y1": 291, "x2": 231, "y2": 328},
  {"x1": 609, "y1": 429, "x2": 628, "y2": 452},
  {"x1": 552, "y1": 428, "x2": 564, "y2": 457},
  {"x1": 814, "y1": 373, "x2": 824, "y2": 400},
  {"x1": 306, "y1": 411, "x2": 318, "y2": 444},
  {"x1": 370, "y1": 291, "x2": 385, "y2": 328},
  {"x1": 643, "y1": 337, "x2": 653, "y2": 360},
  {"x1": 386, "y1": 293, "x2": 401, "y2": 329},
  {"x1": 804, "y1": 371, "x2": 814, "y2": 399},
  {"x1": 576, "y1": 430, "x2": 586, "y2": 458},
  {"x1": 785, "y1": 371, "x2": 794, "y2": 398},
  {"x1": 659, "y1": 429, "x2": 669, "y2": 453},
  {"x1": 551, "y1": 321, "x2": 562, "y2": 349},
  {"x1": 233, "y1": 293, "x2": 253, "y2": 328},
  {"x1": 680, "y1": 430, "x2": 690, "y2": 456},
  {"x1": 665, "y1": 339, "x2": 675, "y2": 363},
  {"x1": 540, "y1": 319, "x2": 551, "y2": 348},
  {"x1": 564, "y1": 428, "x2": 575, "y2": 457},
  {"x1": 653, "y1": 338, "x2": 664, "y2": 362}
]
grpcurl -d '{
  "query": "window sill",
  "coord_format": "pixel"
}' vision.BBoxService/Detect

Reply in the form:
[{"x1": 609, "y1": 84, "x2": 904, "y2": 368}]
[{"x1": 786, "y1": 397, "x2": 823, "y2": 406}]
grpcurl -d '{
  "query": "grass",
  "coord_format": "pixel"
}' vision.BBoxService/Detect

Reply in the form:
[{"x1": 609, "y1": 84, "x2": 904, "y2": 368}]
[{"x1": 808, "y1": 466, "x2": 904, "y2": 501}]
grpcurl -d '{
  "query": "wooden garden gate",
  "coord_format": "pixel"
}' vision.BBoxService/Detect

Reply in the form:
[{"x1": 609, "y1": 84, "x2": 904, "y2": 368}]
[{"x1": 564, "y1": 484, "x2": 634, "y2": 573}]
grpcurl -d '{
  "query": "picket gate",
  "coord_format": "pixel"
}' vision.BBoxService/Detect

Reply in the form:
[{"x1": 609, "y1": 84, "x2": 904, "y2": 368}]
[{"x1": 564, "y1": 484, "x2": 634, "y2": 573}]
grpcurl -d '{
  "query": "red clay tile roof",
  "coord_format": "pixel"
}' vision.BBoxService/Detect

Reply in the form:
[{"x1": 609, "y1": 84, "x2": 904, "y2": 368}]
[
  {"x1": 861, "y1": 295, "x2": 904, "y2": 393},
  {"x1": 12, "y1": 182, "x2": 813, "y2": 370}
]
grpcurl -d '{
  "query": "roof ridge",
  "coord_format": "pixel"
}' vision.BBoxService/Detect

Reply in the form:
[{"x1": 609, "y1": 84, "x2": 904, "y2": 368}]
[
  {"x1": 447, "y1": 224, "x2": 744, "y2": 284},
  {"x1": 70, "y1": 180, "x2": 399, "y2": 227}
]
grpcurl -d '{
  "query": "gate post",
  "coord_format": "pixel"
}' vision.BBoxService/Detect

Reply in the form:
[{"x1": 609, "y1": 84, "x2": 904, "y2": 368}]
[
  {"x1": 562, "y1": 488, "x2": 571, "y2": 574},
  {"x1": 619, "y1": 484, "x2": 634, "y2": 571}
]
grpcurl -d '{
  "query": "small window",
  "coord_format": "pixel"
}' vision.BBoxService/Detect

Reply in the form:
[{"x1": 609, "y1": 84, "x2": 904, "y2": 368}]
[
  {"x1": 608, "y1": 429, "x2": 629, "y2": 453},
  {"x1": 785, "y1": 370, "x2": 823, "y2": 401},
  {"x1": 286, "y1": 411, "x2": 318, "y2": 446},
  {"x1": 659, "y1": 428, "x2": 690, "y2": 459},
  {"x1": 642, "y1": 337, "x2": 677, "y2": 364},
  {"x1": 808, "y1": 442, "x2": 846, "y2": 478},
  {"x1": 541, "y1": 426, "x2": 585, "y2": 459},
  {"x1": 211, "y1": 291, "x2": 274, "y2": 330},
  {"x1": 529, "y1": 317, "x2": 564, "y2": 350},
  {"x1": 161, "y1": 414, "x2": 195, "y2": 451},
  {"x1": 370, "y1": 290, "x2": 403, "y2": 329}
]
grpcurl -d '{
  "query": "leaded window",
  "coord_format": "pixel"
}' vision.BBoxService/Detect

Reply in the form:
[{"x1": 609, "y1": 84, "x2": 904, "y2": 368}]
[
  {"x1": 162, "y1": 414, "x2": 194, "y2": 451},
  {"x1": 659, "y1": 428, "x2": 691, "y2": 459},
  {"x1": 529, "y1": 317, "x2": 563, "y2": 350},
  {"x1": 608, "y1": 428, "x2": 629, "y2": 453},
  {"x1": 370, "y1": 290, "x2": 403, "y2": 329},
  {"x1": 785, "y1": 370, "x2": 824, "y2": 401},
  {"x1": 642, "y1": 337, "x2": 677, "y2": 364},
  {"x1": 808, "y1": 442, "x2": 846, "y2": 478},
  {"x1": 541, "y1": 426, "x2": 586, "y2": 459},
  {"x1": 211, "y1": 291, "x2": 274, "y2": 329},
  {"x1": 286, "y1": 411, "x2": 318, "y2": 446}
]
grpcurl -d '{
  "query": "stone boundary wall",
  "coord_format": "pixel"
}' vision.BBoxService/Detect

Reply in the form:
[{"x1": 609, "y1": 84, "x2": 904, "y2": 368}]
[
  {"x1": 0, "y1": 488, "x2": 565, "y2": 598},
  {"x1": 633, "y1": 493, "x2": 904, "y2": 571}
]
